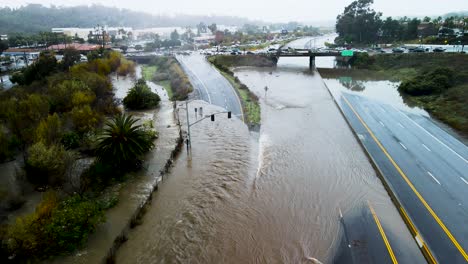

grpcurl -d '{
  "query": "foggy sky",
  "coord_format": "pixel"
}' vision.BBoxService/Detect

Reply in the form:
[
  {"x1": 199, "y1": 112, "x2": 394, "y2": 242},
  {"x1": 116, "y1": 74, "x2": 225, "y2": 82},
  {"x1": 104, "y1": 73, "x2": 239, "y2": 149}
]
[{"x1": 1, "y1": 0, "x2": 467, "y2": 23}]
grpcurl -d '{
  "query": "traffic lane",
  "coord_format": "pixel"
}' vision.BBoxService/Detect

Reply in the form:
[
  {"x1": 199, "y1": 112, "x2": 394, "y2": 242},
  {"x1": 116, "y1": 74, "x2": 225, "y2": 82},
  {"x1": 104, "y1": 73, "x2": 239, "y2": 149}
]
[
  {"x1": 406, "y1": 112, "x2": 468, "y2": 159},
  {"x1": 363, "y1": 100, "x2": 468, "y2": 207},
  {"x1": 378, "y1": 104, "x2": 468, "y2": 206},
  {"x1": 176, "y1": 55, "x2": 242, "y2": 118},
  {"x1": 176, "y1": 56, "x2": 211, "y2": 103},
  {"x1": 386, "y1": 105, "x2": 468, "y2": 175},
  {"x1": 340, "y1": 95, "x2": 459, "y2": 263},
  {"x1": 340, "y1": 94, "x2": 466, "y2": 263},
  {"x1": 337, "y1": 204, "x2": 396, "y2": 264},
  {"x1": 347, "y1": 94, "x2": 468, "y2": 240},
  {"x1": 350, "y1": 95, "x2": 467, "y2": 195},
  {"x1": 203, "y1": 71, "x2": 241, "y2": 116}
]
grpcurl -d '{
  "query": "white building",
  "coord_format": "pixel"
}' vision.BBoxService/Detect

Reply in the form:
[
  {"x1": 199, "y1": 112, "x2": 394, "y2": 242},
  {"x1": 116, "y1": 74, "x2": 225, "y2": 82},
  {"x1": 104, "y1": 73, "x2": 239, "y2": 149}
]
[{"x1": 52, "y1": 27, "x2": 133, "y2": 41}]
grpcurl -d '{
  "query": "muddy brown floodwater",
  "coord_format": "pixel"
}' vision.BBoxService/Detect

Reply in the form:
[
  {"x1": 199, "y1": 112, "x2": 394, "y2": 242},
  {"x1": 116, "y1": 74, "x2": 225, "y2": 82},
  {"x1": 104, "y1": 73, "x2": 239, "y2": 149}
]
[{"x1": 116, "y1": 45, "x2": 420, "y2": 263}]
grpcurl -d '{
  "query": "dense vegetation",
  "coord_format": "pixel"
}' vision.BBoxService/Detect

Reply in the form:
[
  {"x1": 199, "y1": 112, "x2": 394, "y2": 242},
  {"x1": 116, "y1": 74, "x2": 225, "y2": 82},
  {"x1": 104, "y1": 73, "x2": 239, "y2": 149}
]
[
  {"x1": 95, "y1": 114, "x2": 156, "y2": 170},
  {"x1": 0, "y1": 49, "x2": 159, "y2": 261},
  {"x1": 123, "y1": 79, "x2": 161, "y2": 110},
  {"x1": 5, "y1": 193, "x2": 104, "y2": 260},
  {"x1": 208, "y1": 56, "x2": 261, "y2": 128},
  {"x1": 336, "y1": 0, "x2": 468, "y2": 45},
  {"x1": 142, "y1": 57, "x2": 193, "y2": 100},
  {"x1": 350, "y1": 53, "x2": 468, "y2": 135},
  {"x1": 399, "y1": 68, "x2": 458, "y2": 95}
]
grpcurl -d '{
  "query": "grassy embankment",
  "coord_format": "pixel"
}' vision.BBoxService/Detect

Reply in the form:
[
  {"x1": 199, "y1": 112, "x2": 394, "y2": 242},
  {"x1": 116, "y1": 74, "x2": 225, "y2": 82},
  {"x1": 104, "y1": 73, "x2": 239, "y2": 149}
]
[
  {"x1": 141, "y1": 57, "x2": 192, "y2": 101},
  {"x1": 208, "y1": 55, "x2": 276, "y2": 127},
  {"x1": 350, "y1": 53, "x2": 468, "y2": 135}
]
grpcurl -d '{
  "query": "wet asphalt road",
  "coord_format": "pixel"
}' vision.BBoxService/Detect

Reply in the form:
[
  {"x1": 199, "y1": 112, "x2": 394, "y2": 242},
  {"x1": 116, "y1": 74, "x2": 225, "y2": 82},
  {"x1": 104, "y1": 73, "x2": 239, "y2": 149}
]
[
  {"x1": 340, "y1": 93, "x2": 468, "y2": 263},
  {"x1": 176, "y1": 54, "x2": 244, "y2": 121}
]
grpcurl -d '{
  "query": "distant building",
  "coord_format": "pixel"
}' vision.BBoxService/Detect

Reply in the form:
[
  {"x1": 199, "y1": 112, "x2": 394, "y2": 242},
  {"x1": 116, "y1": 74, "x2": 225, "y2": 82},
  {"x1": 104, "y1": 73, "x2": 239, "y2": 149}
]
[
  {"x1": 193, "y1": 35, "x2": 215, "y2": 45},
  {"x1": 215, "y1": 31, "x2": 225, "y2": 43},
  {"x1": 0, "y1": 35, "x2": 7, "y2": 41},
  {"x1": 417, "y1": 22, "x2": 438, "y2": 37},
  {"x1": 47, "y1": 43, "x2": 108, "y2": 52},
  {"x1": 52, "y1": 27, "x2": 133, "y2": 41},
  {"x1": 2, "y1": 48, "x2": 41, "y2": 62}
]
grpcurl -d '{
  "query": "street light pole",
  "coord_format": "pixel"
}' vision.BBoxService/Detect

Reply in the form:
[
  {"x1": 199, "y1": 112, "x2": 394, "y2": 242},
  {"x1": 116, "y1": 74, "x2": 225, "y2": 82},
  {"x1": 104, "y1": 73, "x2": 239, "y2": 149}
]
[{"x1": 185, "y1": 100, "x2": 191, "y2": 150}]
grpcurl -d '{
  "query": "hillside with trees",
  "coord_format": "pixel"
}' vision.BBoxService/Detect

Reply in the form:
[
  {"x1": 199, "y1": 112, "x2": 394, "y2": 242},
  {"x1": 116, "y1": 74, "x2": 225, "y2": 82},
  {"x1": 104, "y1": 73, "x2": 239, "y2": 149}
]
[{"x1": 0, "y1": 4, "x2": 257, "y2": 34}]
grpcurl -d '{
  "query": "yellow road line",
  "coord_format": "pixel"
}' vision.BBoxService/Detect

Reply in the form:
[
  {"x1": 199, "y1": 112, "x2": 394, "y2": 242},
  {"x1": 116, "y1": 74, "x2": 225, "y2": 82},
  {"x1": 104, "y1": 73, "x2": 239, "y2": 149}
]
[
  {"x1": 342, "y1": 95, "x2": 468, "y2": 261},
  {"x1": 400, "y1": 207, "x2": 417, "y2": 234},
  {"x1": 368, "y1": 201, "x2": 399, "y2": 264}
]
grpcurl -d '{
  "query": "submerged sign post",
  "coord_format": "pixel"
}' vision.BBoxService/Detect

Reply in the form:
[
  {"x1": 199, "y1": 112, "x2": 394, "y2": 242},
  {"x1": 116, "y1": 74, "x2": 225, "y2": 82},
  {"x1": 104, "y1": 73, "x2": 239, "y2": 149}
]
[{"x1": 341, "y1": 50, "x2": 354, "y2": 57}]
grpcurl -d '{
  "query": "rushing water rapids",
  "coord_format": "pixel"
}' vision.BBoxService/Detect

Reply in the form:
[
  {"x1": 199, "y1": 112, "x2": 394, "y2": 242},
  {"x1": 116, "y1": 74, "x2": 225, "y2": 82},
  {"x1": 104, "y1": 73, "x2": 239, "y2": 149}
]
[{"x1": 115, "y1": 37, "x2": 424, "y2": 263}]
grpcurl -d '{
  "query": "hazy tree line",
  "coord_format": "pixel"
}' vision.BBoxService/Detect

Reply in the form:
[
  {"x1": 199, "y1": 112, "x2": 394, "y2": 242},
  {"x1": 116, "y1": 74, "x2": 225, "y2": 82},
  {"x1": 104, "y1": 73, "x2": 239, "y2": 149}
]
[
  {"x1": 0, "y1": 4, "x2": 258, "y2": 35},
  {"x1": 336, "y1": 0, "x2": 468, "y2": 44}
]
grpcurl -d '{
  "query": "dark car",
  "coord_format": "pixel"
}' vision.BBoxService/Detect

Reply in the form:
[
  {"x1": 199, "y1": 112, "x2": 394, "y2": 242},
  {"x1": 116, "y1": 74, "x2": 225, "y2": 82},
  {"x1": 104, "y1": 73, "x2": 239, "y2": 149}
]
[
  {"x1": 246, "y1": 51, "x2": 254, "y2": 55},
  {"x1": 392, "y1": 47, "x2": 405, "y2": 53},
  {"x1": 413, "y1": 47, "x2": 425, "y2": 53},
  {"x1": 433, "y1": 47, "x2": 445, "y2": 52}
]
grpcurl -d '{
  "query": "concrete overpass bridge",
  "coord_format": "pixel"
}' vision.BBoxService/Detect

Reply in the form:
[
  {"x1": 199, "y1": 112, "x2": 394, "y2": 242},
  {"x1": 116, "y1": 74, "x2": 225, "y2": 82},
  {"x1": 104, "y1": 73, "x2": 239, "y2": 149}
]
[
  {"x1": 269, "y1": 47, "x2": 353, "y2": 69},
  {"x1": 125, "y1": 49, "x2": 354, "y2": 69}
]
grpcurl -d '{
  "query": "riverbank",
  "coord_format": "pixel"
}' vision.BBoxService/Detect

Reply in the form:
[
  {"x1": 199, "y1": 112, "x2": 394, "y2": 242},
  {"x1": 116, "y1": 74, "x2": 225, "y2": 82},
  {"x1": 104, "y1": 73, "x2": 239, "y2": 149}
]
[{"x1": 348, "y1": 53, "x2": 468, "y2": 136}]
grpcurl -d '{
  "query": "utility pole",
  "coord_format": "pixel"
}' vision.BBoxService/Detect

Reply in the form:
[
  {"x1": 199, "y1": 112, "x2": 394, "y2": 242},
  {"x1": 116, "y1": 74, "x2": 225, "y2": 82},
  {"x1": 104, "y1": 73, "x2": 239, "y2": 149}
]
[
  {"x1": 185, "y1": 100, "x2": 191, "y2": 150},
  {"x1": 462, "y1": 19, "x2": 466, "y2": 53}
]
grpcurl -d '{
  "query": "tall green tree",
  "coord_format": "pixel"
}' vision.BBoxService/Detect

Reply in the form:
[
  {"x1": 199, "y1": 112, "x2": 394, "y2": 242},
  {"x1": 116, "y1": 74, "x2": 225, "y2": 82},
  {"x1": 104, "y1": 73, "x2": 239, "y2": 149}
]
[
  {"x1": 0, "y1": 40, "x2": 8, "y2": 52},
  {"x1": 336, "y1": 0, "x2": 382, "y2": 44},
  {"x1": 61, "y1": 48, "x2": 81, "y2": 70}
]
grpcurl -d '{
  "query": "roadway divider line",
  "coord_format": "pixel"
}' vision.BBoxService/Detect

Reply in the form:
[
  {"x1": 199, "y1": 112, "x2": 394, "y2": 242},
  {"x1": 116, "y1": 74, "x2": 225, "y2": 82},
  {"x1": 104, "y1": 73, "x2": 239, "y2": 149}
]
[
  {"x1": 461, "y1": 177, "x2": 468, "y2": 185},
  {"x1": 343, "y1": 95, "x2": 468, "y2": 262},
  {"x1": 427, "y1": 171, "x2": 441, "y2": 185},
  {"x1": 394, "y1": 107, "x2": 468, "y2": 164},
  {"x1": 422, "y1": 144, "x2": 431, "y2": 152},
  {"x1": 367, "y1": 201, "x2": 399, "y2": 264}
]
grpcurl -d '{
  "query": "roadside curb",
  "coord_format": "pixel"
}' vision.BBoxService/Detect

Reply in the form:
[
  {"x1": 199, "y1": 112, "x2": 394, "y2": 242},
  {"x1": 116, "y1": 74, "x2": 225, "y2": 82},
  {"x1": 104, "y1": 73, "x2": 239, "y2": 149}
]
[{"x1": 316, "y1": 69, "x2": 437, "y2": 264}]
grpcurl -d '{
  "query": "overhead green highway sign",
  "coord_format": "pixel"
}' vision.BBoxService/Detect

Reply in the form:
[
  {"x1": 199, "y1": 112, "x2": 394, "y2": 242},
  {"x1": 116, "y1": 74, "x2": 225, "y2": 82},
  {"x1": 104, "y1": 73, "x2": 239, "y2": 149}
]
[{"x1": 341, "y1": 50, "x2": 354, "y2": 57}]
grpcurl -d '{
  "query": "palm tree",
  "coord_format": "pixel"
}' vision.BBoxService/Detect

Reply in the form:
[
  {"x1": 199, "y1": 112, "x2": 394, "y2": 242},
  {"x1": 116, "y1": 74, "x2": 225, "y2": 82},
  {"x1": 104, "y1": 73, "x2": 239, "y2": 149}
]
[{"x1": 95, "y1": 114, "x2": 154, "y2": 169}]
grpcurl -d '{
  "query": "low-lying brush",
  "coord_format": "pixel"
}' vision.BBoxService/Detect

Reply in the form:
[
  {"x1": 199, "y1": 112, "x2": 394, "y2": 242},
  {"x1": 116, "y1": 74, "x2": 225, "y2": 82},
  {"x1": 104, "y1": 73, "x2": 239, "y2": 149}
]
[{"x1": 5, "y1": 192, "x2": 104, "y2": 261}]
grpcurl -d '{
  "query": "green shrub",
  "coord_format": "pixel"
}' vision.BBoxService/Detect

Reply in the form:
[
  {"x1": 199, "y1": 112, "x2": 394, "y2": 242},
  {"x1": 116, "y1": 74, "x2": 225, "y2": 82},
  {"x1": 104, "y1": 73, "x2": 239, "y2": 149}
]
[
  {"x1": 25, "y1": 142, "x2": 66, "y2": 185},
  {"x1": 35, "y1": 113, "x2": 62, "y2": 145},
  {"x1": 95, "y1": 114, "x2": 154, "y2": 170},
  {"x1": 5, "y1": 192, "x2": 104, "y2": 260},
  {"x1": 44, "y1": 196, "x2": 104, "y2": 254},
  {"x1": 351, "y1": 53, "x2": 376, "y2": 69},
  {"x1": 61, "y1": 131, "x2": 80, "y2": 149},
  {"x1": 123, "y1": 79, "x2": 160, "y2": 110},
  {"x1": 70, "y1": 105, "x2": 102, "y2": 133},
  {"x1": 153, "y1": 72, "x2": 169, "y2": 81},
  {"x1": 399, "y1": 67, "x2": 455, "y2": 96}
]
